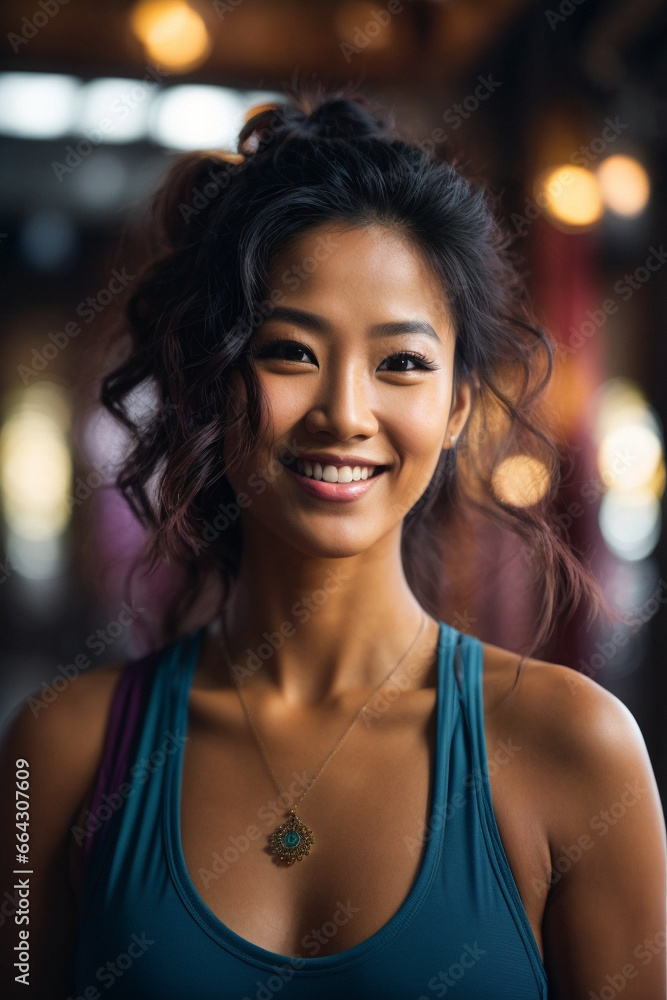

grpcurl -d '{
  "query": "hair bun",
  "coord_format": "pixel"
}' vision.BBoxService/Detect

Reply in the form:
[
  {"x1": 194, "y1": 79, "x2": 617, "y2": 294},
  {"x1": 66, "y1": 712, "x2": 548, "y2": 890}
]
[
  {"x1": 238, "y1": 91, "x2": 394, "y2": 156},
  {"x1": 301, "y1": 94, "x2": 391, "y2": 140}
]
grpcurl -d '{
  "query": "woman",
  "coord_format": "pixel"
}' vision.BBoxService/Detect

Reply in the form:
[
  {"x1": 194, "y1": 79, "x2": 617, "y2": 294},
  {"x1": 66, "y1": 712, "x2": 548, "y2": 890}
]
[{"x1": 1, "y1": 87, "x2": 665, "y2": 1000}]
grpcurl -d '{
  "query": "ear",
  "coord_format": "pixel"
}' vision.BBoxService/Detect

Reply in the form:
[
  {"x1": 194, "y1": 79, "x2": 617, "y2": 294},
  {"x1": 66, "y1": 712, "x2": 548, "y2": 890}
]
[{"x1": 444, "y1": 377, "x2": 473, "y2": 449}]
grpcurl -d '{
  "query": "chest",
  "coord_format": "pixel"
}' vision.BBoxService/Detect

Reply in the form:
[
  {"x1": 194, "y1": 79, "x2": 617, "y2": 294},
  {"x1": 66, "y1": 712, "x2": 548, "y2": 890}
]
[{"x1": 177, "y1": 684, "x2": 551, "y2": 962}]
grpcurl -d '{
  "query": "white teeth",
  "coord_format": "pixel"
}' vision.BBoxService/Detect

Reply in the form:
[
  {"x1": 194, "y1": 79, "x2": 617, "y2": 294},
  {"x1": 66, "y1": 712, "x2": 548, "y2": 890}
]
[{"x1": 298, "y1": 460, "x2": 377, "y2": 483}]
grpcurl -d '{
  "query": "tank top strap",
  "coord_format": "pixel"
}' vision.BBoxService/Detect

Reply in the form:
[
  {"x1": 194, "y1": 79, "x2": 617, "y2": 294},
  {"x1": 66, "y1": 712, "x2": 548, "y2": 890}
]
[
  {"x1": 76, "y1": 627, "x2": 205, "y2": 924},
  {"x1": 153, "y1": 626, "x2": 205, "y2": 737},
  {"x1": 125, "y1": 626, "x2": 205, "y2": 791},
  {"x1": 448, "y1": 629, "x2": 548, "y2": 987},
  {"x1": 434, "y1": 620, "x2": 465, "y2": 818},
  {"x1": 448, "y1": 629, "x2": 487, "y2": 787},
  {"x1": 452, "y1": 630, "x2": 482, "y2": 723},
  {"x1": 79, "y1": 647, "x2": 162, "y2": 873},
  {"x1": 452, "y1": 627, "x2": 466, "y2": 695}
]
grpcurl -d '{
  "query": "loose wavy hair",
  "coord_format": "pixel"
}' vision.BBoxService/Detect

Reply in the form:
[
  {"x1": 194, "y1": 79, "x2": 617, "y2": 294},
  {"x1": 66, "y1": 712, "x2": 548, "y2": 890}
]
[{"x1": 99, "y1": 81, "x2": 614, "y2": 670}]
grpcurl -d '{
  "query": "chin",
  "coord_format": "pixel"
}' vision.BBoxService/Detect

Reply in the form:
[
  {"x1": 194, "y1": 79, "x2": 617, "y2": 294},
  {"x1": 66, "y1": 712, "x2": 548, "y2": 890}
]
[{"x1": 272, "y1": 518, "x2": 388, "y2": 562}]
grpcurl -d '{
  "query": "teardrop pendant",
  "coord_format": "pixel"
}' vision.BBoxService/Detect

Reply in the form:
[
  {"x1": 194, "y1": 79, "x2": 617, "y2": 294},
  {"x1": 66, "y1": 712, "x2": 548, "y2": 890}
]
[{"x1": 268, "y1": 809, "x2": 315, "y2": 865}]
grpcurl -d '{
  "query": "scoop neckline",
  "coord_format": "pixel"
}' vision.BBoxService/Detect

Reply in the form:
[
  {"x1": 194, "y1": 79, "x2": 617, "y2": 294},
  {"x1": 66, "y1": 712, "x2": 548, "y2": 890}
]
[{"x1": 164, "y1": 619, "x2": 456, "y2": 974}]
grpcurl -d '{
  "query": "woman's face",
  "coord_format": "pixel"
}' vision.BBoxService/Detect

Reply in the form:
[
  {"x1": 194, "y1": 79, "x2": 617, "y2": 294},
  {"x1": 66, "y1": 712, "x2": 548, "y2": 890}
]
[{"x1": 224, "y1": 221, "x2": 471, "y2": 559}]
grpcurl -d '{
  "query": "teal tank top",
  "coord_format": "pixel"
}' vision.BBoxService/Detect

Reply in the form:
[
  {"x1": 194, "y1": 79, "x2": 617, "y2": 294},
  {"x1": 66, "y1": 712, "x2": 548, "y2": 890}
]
[{"x1": 71, "y1": 621, "x2": 549, "y2": 998}]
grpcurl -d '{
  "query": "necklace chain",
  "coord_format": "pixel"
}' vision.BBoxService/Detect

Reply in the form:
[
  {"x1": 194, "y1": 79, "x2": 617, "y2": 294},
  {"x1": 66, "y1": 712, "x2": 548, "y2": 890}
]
[{"x1": 218, "y1": 611, "x2": 428, "y2": 812}]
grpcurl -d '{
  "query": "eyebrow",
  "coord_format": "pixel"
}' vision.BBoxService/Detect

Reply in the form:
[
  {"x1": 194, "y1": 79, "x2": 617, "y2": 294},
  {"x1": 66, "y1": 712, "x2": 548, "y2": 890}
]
[{"x1": 262, "y1": 305, "x2": 442, "y2": 342}]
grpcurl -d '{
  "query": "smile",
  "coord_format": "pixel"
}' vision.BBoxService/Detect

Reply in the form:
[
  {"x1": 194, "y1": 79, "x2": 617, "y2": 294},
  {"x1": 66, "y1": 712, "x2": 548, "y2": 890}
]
[
  {"x1": 279, "y1": 457, "x2": 389, "y2": 502},
  {"x1": 290, "y1": 458, "x2": 386, "y2": 482}
]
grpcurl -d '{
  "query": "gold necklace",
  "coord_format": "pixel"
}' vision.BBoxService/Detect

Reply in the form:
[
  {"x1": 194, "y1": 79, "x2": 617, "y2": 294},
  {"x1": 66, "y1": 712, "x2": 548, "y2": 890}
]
[{"x1": 218, "y1": 612, "x2": 428, "y2": 865}]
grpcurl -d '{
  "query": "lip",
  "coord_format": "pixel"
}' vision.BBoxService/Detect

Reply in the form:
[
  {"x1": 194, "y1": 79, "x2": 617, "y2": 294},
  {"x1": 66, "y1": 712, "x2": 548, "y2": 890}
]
[{"x1": 283, "y1": 462, "x2": 388, "y2": 502}]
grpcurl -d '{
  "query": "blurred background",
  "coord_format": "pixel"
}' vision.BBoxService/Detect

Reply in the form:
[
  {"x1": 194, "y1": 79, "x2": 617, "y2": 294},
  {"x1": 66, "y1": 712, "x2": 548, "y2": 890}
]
[{"x1": 0, "y1": 0, "x2": 665, "y2": 807}]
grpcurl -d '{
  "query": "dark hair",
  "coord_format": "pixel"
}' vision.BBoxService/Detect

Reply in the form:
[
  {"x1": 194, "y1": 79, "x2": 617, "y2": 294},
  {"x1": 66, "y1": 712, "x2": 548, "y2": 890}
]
[{"x1": 100, "y1": 81, "x2": 616, "y2": 672}]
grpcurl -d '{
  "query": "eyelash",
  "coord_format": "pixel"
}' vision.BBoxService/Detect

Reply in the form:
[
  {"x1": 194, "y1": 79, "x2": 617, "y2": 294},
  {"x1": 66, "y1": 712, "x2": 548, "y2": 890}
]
[{"x1": 251, "y1": 337, "x2": 439, "y2": 373}]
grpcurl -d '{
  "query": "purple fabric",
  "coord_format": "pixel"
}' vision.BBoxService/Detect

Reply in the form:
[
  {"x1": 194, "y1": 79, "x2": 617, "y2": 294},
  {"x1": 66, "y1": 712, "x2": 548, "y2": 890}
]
[{"x1": 80, "y1": 649, "x2": 162, "y2": 871}]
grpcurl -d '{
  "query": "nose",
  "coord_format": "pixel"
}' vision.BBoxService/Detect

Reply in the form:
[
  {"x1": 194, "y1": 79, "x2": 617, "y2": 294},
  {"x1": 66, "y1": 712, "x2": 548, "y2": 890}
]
[{"x1": 303, "y1": 362, "x2": 379, "y2": 441}]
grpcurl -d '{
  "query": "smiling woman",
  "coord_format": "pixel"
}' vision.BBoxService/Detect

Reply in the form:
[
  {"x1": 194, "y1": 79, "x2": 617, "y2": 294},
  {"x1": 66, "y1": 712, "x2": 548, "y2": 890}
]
[
  {"x1": 1, "y1": 83, "x2": 665, "y2": 1000},
  {"x1": 103, "y1": 87, "x2": 589, "y2": 658}
]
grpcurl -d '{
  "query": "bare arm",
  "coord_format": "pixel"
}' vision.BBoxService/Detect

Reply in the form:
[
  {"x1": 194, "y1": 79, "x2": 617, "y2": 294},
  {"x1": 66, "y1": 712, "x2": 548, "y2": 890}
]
[
  {"x1": 0, "y1": 665, "x2": 125, "y2": 1000},
  {"x1": 536, "y1": 666, "x2": 667, "y2": 998}
]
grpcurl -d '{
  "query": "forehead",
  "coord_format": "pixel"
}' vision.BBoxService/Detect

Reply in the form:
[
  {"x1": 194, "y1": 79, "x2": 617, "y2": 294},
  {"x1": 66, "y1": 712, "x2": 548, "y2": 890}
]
[{"x1": 265, "y1": 222, "x2": 453, "y2": 337}]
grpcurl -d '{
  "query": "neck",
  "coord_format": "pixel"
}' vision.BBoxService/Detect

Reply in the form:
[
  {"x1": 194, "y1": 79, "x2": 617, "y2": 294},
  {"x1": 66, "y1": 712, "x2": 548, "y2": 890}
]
[{"x1": 204, "y1": 532, "x2": 439, "y2": 708}]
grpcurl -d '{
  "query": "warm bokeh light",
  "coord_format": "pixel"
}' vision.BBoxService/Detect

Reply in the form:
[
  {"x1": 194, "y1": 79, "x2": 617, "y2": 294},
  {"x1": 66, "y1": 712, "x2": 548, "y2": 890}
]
[
  {"x1": 0, "y1": 382, "x2": 72, "y2": 578},
  {"x1": 130, "y1": 0, "x2": 212, "y2": 73},
  {"x1": 535, "y1": 164, "x2": 603, "y2": 230},
  {"x1": 594, "y1": 378, "x2": 664, "y2": 494},
  {"x1": 598, "y1": 422, "x2": 663, "y2": 492},
  {"x1": 491, "y1": 455, "x2": 550, "y2": 507},
  {"x1": 599, "y1": 489, "x2": 661, "y2": 563},
  {"x1": 593, "y1": 378, "x2": 665, "y2": 561},
  {"x1": 0, "y1": 411, "x2": 70, "y2": 539},
  {"x1": 596, "y1": 155, "x2": 651, "y2": 218}
]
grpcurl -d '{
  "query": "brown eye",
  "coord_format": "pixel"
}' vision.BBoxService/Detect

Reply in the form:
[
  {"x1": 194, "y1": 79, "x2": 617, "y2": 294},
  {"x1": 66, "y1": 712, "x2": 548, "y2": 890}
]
[
  {"x1": 252, "y1": 339, "x2": 316, "y2": 364},
  {"x1": 379, "y1": 351, "x2": 438, "y2": 373},
  {"x1": 251, "y1": 340, "x2": 438, "y2": 373}
]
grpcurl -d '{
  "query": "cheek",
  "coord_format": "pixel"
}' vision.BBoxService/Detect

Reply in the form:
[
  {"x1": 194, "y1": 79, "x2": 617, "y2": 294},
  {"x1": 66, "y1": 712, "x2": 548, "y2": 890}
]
[
  {"x1": 388, "y1": 387, "x2": 452, "y2": 449},
  {"x1": 257, "y1": 374, "x2": 305, "y2": 427},
  {"x1": 387, "y1": 389, "x2": 452, "y2": 504}
]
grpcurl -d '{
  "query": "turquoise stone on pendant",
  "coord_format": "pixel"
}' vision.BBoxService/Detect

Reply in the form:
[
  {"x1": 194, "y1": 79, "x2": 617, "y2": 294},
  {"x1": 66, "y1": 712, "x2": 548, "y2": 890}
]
[{"x1": 268, "y1": 809, "x2": 315, "y2": 865}]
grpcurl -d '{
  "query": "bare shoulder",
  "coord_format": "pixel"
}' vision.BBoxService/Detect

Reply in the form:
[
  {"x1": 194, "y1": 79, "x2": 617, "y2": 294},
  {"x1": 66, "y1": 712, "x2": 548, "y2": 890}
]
[
  {"x1": 482, "y1": 640, "x2": 666, "y2": 998},
  {"x1": 0, "y1": 660, "x2": 130, "y2": 998},
  {"x1": 479, "y1": 638, "x2": 665, "y2": 865},
  {"x1": 0, "y1": 657, "x2": 131, "y2": 852},
  {"x1": 480, "y1": 638, "x2": 650, "y2": 770},
  {"x1": 2, "y1": 659, "x2": 129, "y2": 766},
  {"x1": 509, "y1": 650, "x2": 665, "y2": 861}
]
